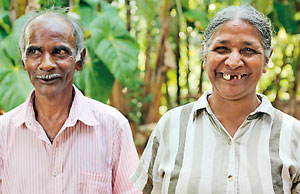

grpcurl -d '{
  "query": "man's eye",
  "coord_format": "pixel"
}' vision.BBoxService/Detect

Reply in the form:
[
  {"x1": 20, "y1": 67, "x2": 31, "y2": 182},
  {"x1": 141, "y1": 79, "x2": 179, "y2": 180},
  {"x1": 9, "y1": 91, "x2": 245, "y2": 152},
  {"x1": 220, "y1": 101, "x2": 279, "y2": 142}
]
[
  {"x1": 28, "y1": 48, "x2": 41, "y2": 55},
  {"x1": 54, "y1": 48, "x2": 67, "y2": 55},
  {"x1": 212, "y1": 46, "x2": 229, "y2": 54}
]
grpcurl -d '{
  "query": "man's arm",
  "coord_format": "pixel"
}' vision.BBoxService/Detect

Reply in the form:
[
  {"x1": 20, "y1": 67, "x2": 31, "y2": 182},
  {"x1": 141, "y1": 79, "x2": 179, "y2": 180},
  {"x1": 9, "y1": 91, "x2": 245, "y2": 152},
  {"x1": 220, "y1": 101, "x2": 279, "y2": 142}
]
[{"x1": 112, "y1": 120, "x2": 142, "y2": 194}]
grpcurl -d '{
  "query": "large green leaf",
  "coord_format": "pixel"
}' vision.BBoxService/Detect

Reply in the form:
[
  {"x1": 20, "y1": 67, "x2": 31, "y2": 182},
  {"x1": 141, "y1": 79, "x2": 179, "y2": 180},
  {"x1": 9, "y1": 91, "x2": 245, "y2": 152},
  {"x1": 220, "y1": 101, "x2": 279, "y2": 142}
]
[
  {"x1": 74, "y1": 40, "x2": 114, "y2": 103},
  {"x1": 0, "y1": 13, "x2": 37, "y2": 111},
  {"x1": 89, "y1": 12, "x2": 139, "y2": 86},
  {"x1": 251, "y1": 0, "x2": 273, "y2": 14},
  {"x1": 136, "y1": 0, "x2": 158, "y2": 22},
  {"x1": 273, "y1": 1, "x2": 299, "y2": 34},
  {"x1": 0, "y1": 0, "x2": 11, "y2": 11},
  {"x1": 183, "y1": 9, "x2": 209, "y2": 30},
  {"x1": 79, "y1": 0, "x2": 99, "y2": 28},
  {"x1": 0, "y1": 37, "x2": 33, "y2": 111}
]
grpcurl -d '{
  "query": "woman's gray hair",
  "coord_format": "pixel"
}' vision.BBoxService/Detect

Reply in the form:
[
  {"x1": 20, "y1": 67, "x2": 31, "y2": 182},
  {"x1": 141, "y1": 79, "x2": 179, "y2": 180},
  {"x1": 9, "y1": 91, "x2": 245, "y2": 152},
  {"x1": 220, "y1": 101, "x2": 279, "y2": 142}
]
[
  {"x1": 19, "y1": 10, "x2": 84, "y2": 62},
  {"x1": 203, "y1": 5, "x2": 272, "y2": 60}
]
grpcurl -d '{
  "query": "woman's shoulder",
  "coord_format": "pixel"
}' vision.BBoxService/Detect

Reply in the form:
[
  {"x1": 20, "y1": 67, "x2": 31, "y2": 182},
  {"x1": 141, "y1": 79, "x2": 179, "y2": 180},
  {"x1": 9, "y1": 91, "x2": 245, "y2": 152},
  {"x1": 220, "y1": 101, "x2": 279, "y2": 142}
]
[{"x1": 273, "y1": 108, "x2": 300, "y2": 130}]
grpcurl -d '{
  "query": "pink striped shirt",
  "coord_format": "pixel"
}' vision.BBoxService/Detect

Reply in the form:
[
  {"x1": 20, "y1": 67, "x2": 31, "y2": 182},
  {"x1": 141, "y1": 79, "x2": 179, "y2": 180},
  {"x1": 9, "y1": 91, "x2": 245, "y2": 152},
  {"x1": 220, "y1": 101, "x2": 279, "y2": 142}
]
[{"x1": 0, "y1": 86, "x2": 141, "y2": 194}]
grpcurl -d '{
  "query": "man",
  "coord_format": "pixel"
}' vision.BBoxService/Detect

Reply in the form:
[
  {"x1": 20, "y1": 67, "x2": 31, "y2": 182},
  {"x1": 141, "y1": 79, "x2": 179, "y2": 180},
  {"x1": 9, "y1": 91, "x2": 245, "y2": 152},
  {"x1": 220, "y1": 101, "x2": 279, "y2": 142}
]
[{"x1": 0, "y1": 11, "x2": 141, "y2": 193}]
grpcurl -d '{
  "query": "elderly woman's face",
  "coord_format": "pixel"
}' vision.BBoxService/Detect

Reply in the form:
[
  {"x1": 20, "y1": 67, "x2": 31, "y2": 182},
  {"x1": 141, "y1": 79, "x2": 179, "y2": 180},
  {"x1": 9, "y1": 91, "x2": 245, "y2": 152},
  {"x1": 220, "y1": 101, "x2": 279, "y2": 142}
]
[{"x1": 204, "y1": 19, "x2": 267, "y2": 101}]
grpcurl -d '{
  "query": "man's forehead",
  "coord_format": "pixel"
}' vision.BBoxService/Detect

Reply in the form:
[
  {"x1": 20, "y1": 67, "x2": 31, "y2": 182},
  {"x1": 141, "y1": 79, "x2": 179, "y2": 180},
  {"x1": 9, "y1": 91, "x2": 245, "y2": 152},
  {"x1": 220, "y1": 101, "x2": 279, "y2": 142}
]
[
  {"x1": 26, "y1": 13, "x2": 73, "y2": 35},
  {"x1": 24, "y1": 13, "x2": 75, "y2": 46}
]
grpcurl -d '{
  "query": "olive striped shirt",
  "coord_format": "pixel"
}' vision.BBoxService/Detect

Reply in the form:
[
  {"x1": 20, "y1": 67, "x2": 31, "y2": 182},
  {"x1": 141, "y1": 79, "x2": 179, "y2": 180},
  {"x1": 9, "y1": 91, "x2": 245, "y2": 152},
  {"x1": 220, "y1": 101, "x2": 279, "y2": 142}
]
[{"x1": 130, "y1": 91, "x2": 300, "y2": 194}]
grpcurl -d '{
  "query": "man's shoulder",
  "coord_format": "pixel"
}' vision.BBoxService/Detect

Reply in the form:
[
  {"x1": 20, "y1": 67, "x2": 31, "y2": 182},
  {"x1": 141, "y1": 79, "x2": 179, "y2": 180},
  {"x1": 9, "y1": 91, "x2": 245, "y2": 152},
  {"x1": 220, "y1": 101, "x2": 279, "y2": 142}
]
[
  {"x1": 0, "y1": 103, "x2": 25, "y2": 125},
  {"x1": 83, "y1": 96, "x2": 128, "y2": 123}
]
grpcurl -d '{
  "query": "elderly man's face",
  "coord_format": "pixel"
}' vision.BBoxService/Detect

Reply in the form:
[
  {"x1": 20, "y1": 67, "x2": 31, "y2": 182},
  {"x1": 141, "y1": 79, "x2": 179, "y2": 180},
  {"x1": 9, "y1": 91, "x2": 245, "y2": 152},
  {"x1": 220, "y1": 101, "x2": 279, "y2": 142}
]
[{"x1": 22, "y1": 14, "x2": 82, "y2": 98}]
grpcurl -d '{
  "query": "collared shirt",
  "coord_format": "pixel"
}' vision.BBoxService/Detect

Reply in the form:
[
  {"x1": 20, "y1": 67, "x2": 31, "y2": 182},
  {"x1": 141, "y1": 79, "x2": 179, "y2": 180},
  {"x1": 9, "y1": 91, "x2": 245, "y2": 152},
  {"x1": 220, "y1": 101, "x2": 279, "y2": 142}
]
[
  {"x1": 0, "y1": 86, "x2": 141, "y2": 194},
  {"x1": 130, "y1": 91, "x2": 300, "y2": 194}
]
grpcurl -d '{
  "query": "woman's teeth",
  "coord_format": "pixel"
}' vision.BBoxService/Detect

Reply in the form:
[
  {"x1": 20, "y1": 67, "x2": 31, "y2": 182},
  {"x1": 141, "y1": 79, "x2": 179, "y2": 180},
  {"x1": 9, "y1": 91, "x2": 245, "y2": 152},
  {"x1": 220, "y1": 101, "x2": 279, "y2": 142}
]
[{"x1": 222, "y1": 73, "x2": 245, "y2": 80}]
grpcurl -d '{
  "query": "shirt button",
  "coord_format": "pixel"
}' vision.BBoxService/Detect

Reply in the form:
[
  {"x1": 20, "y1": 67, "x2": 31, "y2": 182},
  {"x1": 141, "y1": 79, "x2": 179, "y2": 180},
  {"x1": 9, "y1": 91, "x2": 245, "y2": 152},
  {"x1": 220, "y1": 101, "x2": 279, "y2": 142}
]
[
  {"x1": 228, "y1": 175, "x2": 233, "y2": 181},
  {"x1": 228, "y1": 139, "x2": 232, "y2": 145},
  {"x1": 53, "y1": 170, "x2": 57, "y2": 177}
]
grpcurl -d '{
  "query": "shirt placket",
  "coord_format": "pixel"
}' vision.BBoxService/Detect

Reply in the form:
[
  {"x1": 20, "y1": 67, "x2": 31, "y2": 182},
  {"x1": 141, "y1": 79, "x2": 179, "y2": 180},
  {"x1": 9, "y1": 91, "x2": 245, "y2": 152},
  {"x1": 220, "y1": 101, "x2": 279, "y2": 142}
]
[
  {"x1": 48, "y1": 138, "x2": 63, "y2": 194},
  {"x1": 226, "y1": 137, "x2": 237, "y2": 194}
]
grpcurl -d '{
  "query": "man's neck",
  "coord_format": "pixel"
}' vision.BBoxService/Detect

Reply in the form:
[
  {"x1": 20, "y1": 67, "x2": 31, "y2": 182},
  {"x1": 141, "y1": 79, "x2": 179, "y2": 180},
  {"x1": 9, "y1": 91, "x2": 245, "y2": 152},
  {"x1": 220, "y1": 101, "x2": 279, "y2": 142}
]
[{"x1": 33, "y1": 87, "x2": 74, "y2": 142}]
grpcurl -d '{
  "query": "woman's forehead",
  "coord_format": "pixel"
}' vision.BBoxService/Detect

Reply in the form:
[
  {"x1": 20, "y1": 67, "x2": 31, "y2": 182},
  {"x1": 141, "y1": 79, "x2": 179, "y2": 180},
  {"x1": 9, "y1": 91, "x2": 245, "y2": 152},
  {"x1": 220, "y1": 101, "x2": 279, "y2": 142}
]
[{"x1": 210, "y1": 19, "x2": 263, "y2": 45}]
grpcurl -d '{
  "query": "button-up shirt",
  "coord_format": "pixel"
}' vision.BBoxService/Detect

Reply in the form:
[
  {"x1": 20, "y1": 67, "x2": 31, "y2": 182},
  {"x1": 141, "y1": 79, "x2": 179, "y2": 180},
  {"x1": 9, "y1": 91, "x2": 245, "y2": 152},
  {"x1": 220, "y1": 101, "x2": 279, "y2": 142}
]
[
  {"x1": 130, "y1": 91, "x2": 300, "y2": 194},
  {"x1": 0, "y1": 86, "x2": 141, "y2": 194}
]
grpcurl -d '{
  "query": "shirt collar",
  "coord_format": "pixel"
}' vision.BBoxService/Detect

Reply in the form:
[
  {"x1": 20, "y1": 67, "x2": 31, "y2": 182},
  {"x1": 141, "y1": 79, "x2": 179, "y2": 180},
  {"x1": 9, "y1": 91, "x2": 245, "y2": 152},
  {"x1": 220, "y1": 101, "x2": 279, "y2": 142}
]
[
  {"x1": 192, "y1": 91, "x2": 275, "y2": 121},
  {"x1": 13, "y1": 85, "x2": 99, "y2": 128},
  {"x1": 65, "y1": 85, "x2": 99, "y2": 127}
]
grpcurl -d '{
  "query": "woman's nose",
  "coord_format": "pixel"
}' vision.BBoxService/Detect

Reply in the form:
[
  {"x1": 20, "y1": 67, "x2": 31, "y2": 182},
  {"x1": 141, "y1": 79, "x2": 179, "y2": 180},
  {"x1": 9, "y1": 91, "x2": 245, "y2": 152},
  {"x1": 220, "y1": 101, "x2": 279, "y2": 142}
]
[{"x1": 224, "y1": 51, "x2": 244, "y2": 69}]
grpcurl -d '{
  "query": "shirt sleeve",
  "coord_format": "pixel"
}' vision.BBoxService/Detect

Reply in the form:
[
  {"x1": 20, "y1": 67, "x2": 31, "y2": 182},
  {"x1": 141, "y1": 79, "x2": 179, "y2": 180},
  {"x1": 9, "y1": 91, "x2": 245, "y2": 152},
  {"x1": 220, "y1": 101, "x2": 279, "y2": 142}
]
[
  {"x1": 111, "y1": 120, "x2": 142, "y2": 194},
  {"x1": 0, "y1": 122, "x2": 4, "y2": 194},
  {"x1": 130, "y1": 119, "x2": 164, "y2": 194}
]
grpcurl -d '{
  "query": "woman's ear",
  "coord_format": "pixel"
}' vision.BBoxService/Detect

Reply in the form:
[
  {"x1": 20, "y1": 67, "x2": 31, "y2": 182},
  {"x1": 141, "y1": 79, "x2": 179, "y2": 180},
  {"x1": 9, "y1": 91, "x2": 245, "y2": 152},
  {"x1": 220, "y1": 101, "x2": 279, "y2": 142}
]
[
  {"x1": 202, "y1": 43, "x2": 207, "y2": 69},
  {"x1": 263, "y1": 48, "x2": 273, "y2": 73}
]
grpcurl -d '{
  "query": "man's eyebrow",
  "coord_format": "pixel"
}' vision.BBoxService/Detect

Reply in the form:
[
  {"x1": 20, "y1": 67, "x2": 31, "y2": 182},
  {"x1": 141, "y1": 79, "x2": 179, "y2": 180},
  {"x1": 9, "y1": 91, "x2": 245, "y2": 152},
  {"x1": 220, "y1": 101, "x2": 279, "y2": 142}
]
[
  {"x1": 54, "y1": 45, "x2": 71, "y2": 50},
  {"x1": 26, "y1": 46, "x2": 41, "y2": 51}
]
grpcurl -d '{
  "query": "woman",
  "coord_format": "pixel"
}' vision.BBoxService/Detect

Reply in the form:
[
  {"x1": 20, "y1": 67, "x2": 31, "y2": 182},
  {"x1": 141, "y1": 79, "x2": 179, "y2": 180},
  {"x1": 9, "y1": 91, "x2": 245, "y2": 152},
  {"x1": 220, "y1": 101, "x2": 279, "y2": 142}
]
[{"x1": 131, "y1": 5, "x2": 300, "y2": 194}]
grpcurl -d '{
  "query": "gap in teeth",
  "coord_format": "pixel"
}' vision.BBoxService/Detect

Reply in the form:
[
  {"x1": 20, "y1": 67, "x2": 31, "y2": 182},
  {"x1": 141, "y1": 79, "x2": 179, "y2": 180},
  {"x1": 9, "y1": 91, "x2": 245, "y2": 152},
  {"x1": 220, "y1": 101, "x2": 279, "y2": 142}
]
[{"x1": 222, "y1": 73, "x2": 245, "y2": 80}]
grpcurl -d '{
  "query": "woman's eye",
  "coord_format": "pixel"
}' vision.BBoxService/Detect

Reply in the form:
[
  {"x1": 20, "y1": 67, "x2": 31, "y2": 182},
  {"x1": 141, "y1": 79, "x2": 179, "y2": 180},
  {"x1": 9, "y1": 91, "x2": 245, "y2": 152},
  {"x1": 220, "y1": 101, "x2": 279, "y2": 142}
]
[
  {"x1": 241, "y1": 48, "x2": 257, "y2": 55},
  {"x1": 212, "y1": 46, "x2": 229, "y2": 54}
]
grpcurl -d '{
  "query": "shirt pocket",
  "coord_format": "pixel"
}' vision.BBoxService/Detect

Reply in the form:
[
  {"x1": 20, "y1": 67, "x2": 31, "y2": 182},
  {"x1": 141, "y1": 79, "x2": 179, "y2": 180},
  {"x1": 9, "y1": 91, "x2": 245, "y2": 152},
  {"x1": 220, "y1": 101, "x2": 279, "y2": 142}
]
[{"x1": 78, "y1": 169, "x2": 112, "y2": 194}]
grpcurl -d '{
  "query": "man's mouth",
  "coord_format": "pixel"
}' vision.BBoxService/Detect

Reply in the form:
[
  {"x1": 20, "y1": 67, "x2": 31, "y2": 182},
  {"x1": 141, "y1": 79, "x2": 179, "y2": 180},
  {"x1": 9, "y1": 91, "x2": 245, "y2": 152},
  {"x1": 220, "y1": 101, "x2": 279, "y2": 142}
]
[
  {"x1": 35, "y1": 73, "x2": 62, "y2": 81},
  {"x1": 220, "y1": 72, "x2": 248, "y2": 81}
]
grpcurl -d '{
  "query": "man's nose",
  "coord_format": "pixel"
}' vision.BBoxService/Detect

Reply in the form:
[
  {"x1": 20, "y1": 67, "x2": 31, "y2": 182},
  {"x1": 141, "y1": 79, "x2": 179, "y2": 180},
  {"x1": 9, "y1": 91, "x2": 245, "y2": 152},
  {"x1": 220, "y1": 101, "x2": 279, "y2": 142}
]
[
  {"x1": 224, "y1": 51, "x2": 244, "y2": 69},
  {"x1": 39, "y1": 53, "x2": 55, "y2": 71}
]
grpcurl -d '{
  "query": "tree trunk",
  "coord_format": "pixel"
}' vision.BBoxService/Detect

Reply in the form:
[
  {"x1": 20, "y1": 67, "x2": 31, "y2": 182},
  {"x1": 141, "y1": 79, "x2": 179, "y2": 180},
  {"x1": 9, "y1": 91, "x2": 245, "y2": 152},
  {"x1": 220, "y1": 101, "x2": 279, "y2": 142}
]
[
  {"x1": 25, "y1": 0, "x2": 40, "y2": 13},
  {"x1": 175, "y1": 10, "x2": 181, "y2": 105},
  {"x1": 69, "y1": 0, "x2": 74, "y2": 12},
  {"x1": 145, "y1": 0, "x2": 173, "y2": 123},
  {"x1": 125, "y1": 0, "x2": 131, "y2": 31},
  {"x1": 198, "y1": 61, "x2": 205, "y2": 96},
  {"x1": 143, "y1": 27, "x2": 152, "y2": 97},
  {"x1": 186, "y1": 29, "x2": 191, "y2": 95},
  {"x1": 109, "y1": 80, "x2": 129, "y2": 116}
]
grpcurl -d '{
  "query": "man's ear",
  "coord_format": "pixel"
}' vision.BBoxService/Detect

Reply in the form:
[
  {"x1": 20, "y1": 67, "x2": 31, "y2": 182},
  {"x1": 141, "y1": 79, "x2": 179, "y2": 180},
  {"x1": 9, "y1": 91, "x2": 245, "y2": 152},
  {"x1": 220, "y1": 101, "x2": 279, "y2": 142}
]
[
  {"x1": 75, "y1": 48, "x2": 86, "y2": 71},
  {"x1": 22, "y1": 61, "x2": 26, "y2": 70},
  {"x1": 263, "y1": 48, "x2": 273, "y2": 73},
  {"x1": 19, "y1": 48, "x2": 26, "y2": 69}
]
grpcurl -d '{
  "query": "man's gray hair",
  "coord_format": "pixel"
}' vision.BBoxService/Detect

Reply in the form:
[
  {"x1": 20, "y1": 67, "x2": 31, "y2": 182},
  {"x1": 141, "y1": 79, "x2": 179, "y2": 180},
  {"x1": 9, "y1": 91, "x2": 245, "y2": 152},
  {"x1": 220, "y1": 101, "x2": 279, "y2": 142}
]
[
  {"x1": 19, "y1": 10, "x2": 84, "y2": 62},
  {"x1": 203, "y1": 5, "x2": 272, "y2": 60}
]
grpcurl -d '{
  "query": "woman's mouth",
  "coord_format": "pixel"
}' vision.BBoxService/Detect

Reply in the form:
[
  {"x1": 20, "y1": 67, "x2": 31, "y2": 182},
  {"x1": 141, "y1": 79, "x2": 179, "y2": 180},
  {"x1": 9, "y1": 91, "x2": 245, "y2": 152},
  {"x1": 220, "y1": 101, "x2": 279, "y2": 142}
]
[{"x1": 220, "y1": 72, "x2": 248, "y2": 81}]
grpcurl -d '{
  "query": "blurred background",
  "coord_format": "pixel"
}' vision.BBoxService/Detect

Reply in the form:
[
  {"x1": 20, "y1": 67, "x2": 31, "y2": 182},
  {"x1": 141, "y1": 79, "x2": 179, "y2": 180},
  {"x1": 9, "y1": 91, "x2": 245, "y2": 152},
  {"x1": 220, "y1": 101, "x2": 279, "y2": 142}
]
[{"x1": 0, "y1": 0, "x2": 299, "y2": 155}]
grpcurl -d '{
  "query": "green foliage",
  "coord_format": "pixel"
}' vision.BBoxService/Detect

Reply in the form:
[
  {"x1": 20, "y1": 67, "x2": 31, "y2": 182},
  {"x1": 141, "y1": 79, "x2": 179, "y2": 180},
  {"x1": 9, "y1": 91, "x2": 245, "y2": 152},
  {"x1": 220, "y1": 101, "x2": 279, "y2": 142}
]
[
  {"x1": 0, "y1": 0, "x2": 299, "y2": 121},
  {"x1": 0, "y1": 0, "x2": 139, "y2": 110},
  {"x1": 183, "y1": 9, "x2": 209, "y2": 30},
  {"x1": 89, "y1": 12, "x2": 139, "y2": 86},
  {"x1": 272, "y1": 1, "x2": 300, "y2": 35},
  {"x1": 75, "y1": 0, "x2": 139, "y2": 103},
  {"x1": 0, "y1": 14, "x2": 34, "y2": 111}
]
